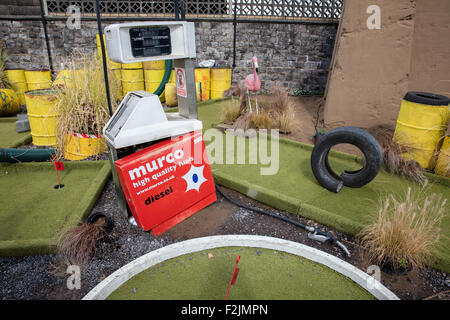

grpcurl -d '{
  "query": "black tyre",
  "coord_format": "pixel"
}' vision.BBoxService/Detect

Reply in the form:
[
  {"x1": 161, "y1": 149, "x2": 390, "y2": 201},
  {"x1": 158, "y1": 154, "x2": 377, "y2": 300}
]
[
  {"x1": 311, "y1": 126, "x2": 382, "y2": 193},
  {"x1": 86, "y1": 212, "x2": 114, "y2": 232},
  {"x1": 403, "y1": 91, "x2": 450, "y2": 106}
]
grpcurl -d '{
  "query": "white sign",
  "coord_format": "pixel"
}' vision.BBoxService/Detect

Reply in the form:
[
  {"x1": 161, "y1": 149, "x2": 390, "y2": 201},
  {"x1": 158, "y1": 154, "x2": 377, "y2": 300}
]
[{"x1": 175, "y1": 67, "x2": 187, "y2": 98}]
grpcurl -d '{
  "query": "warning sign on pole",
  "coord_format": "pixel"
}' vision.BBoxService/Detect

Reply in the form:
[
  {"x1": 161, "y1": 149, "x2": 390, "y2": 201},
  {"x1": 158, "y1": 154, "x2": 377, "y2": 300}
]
[{"x1": 175, "y1": 67, "x2": 187, "y2": 98}]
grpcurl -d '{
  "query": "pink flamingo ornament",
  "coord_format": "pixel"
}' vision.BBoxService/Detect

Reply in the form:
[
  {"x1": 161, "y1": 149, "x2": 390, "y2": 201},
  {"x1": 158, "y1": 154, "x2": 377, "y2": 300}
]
[{"x1": 244, "y1": 56, "x2": 261, "y2": 113}]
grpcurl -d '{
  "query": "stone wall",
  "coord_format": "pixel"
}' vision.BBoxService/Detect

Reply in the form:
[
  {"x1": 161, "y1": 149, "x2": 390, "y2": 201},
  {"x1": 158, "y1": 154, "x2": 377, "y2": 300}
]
[
  {"x1": 0, "y1": 0, "x2": 41, "y2": 16},
  {"x1": 196, "y1": 21, "x2": 337, "y2": 93},
  {"x1": 0, "y1": 17, "x2": 337, "y2": 93}
]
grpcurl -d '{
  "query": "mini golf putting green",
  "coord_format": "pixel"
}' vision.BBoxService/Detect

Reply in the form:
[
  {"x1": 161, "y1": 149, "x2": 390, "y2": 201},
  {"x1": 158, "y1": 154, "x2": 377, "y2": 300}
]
[
  {"x1": 109, "y1": 247, "x2": 373, "y2": 300},
  {"x1": 187, "y1": 99, "x2": 450, "y2": 272},
  {"x1": 84, "y1": 236, "x2": 398, "y2": 300},
  {"x1": 0, "y1": 160, "x2": 111, "y2": 256},
  {"x1": 0, "y1": 117, "x2": 31, "y2": 148}
]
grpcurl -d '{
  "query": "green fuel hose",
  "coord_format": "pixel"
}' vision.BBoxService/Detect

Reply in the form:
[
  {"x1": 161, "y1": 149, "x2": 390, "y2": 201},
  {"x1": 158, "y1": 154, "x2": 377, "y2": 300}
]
[
  {"x1": 152, "y1": 59, "x2": 173, "y2": 96},
  {"x1": 0, "y1": 148, "x2": 56, "y2": 163}
]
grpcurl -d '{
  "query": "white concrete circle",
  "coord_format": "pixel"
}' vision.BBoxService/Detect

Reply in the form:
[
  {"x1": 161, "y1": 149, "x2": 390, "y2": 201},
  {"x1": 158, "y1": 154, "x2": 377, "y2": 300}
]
[{"x1": 83, "y1": 235, "x2": 399, "y2": 300}]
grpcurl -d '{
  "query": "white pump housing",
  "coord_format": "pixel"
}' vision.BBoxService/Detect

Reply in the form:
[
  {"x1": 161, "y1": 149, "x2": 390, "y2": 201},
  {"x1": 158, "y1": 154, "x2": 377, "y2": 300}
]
[
  {"x1": 103, "y1": 91, "x2": 202, "y2": 149},
  {"x1": 104, "y1": 21, "x2": 196, "y2": 63}
]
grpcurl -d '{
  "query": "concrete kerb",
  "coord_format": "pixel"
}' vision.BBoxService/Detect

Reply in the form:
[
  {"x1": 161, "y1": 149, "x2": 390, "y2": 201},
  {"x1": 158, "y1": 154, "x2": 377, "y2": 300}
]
[{"x1": 83, "y1": 235, "x2": 399, "y2": 300}]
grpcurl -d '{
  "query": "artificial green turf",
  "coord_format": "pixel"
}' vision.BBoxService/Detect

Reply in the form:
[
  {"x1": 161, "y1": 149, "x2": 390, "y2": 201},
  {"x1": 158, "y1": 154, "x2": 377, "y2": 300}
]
[
  {"x1": 107, "y1": 247, "x2": 375, "y2": 300},
  {"x1": 0, "y1": 161, "x2": 111, "y2": 256},
  {"x1": 0, "y1": 117, "x2": 32, "y2": 148},
  {"x1": 188, "y1": 100, "x2": 450, "y2": 272}
]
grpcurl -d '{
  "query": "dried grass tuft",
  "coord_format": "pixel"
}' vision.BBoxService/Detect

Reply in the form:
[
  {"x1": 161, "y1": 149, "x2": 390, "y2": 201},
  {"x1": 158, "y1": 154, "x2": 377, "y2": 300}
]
[
  {"x1": 220, "y1": 97, "x2": 241, "y2": 124},
  {"x1": 223, "y1": 82, "x2": 247, "y2": 115},
  {"x1": 271, "y1": 85, "x2": 289, "y2": 114},
  {"x1": 224, "y1": 84, "x2": 295, "y2": 132},
  {"x1": 250, "y1": 111, "x2": 273, "y2": 129},
  {"x1": 358, "y1": 186, "x2": 446, "y2": 270},
  {"x1": 278, "y1": 103, "x2": 295, "y2": 133},
  {"x1": 368, "y1": 125, "x2": 427, "y2": 184},
  {"x1": 231, "y1": 113, "x2": 253, "y2": 131},
  {"x1": 57, "y1": 217, "x2": 108, "y2": 266},
  {"x1": 0, "y1": 42, "x2": 12, "y2": 89},
  {"x1": 54, "y1": 52, "x2": 121, "y2": 160}
]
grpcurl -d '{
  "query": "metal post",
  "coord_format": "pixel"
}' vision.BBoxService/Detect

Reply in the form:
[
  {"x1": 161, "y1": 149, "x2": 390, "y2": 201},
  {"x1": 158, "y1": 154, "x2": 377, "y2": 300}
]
[
  {"x1": 38, "y1": 0, "x2": 54, "y2": 75},
  {"x1": 232, "y1": 1, "x2": 237, "y2": 69},
  {"x1": 174, "y1": 0, "x2": 180, "y2": 21},
  {"x1": 95, "y1": 0, "x2": 113, "y2": 117},
  {"x1": 173, "y1": 59, "x2": 198, "y2": 119},
  {"x1": 180, "y1": 1, "x2": 186, "y2": 21},
  {"x1": 107, "y1": 142, "x2": 129, "y2": 218}
]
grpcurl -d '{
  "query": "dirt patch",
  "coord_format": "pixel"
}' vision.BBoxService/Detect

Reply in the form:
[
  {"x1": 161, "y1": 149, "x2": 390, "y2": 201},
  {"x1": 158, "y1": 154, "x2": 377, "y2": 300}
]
[
  {"x1": 164, "y1": 200, "x2": 234, "y2": 241},
  {"x1": 282, "y1": 95, "x2": 323, "y2": 144},
  {"x1": 271, "y1": 94, "x2": 365, "y2": 157}
]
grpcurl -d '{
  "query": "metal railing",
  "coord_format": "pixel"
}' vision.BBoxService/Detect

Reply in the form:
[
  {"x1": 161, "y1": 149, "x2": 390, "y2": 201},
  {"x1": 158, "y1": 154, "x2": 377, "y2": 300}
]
[{"x1": 45, "y1": 0, "x2": 342, "y2": 21}]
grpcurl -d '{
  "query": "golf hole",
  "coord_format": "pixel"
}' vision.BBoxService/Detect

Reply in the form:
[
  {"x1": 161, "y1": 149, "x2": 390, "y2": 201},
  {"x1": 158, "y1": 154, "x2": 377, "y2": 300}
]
[{"x1": 54, "y1": 184, "x2": 65, "y2": 189}]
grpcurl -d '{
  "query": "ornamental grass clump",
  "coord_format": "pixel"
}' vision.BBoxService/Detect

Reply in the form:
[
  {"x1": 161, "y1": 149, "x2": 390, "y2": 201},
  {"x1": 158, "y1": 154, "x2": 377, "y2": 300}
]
[
  {"x1": 55, "y1": 53, "x2": 121, "y2": 159},
  {"x1": 358, "y1": 186, "x2": 446, "y2": 270},
  {"x1": 368, "y1": 125, "x2": 427, "y2": 184},
  {"x1": 271, "y1": 85, "x2": 289, "y2": 114},
  {"x1": 57, "y1": 216, "x2": 109, "y2": 266},
  {"x1": 220, "y1": 97, "x2": 241, "y2": 124},
  {"x1": 0, "y1": 43, "x2": 11, "y2": 89},
  {"x1": 278, "y1": 104, "x2": 295, "y2": 133},
  {"x1": 223, "y1": 84, "x2": 294, "y2": 132}
]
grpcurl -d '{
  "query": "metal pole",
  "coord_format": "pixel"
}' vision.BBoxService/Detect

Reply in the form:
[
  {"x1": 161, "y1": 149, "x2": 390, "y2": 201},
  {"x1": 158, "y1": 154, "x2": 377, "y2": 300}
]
[
  {"x1": 232, "y1": 0, "x2": 237, "y2": 69},
  {"x1": 95, "y1": 0, "x2": 113, "y2": 117},
  {"x1": 38, "y1": 0, "x2": 54, "y2": 75},
  {"x1": 180, "y1": 0, "x2": 186, "y2": 21},
  {"x1": 174, "y1": 0, "x2": 180, "y2": 21}
]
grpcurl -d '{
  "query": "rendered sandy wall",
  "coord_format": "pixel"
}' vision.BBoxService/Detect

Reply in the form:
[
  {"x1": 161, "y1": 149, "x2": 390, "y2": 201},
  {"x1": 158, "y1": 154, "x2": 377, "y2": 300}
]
[
  {"x1": 324, "y1": 0, "x2": 449, "y2": 130},
  {"x1": 408, "y1": 0, "x2": 450, "y2": 98}
]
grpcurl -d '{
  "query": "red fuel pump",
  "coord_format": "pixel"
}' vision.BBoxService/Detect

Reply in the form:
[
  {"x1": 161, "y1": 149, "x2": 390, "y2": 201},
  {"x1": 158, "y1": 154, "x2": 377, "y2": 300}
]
[{"x1": 114, "y1": 130, "x2": 216, "y2": 235}]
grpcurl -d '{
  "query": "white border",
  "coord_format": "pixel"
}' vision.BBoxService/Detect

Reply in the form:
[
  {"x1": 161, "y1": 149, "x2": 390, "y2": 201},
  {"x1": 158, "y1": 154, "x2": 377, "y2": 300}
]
[{"x1": 83, "y1": 235, "x2": 399, "y2": 300}]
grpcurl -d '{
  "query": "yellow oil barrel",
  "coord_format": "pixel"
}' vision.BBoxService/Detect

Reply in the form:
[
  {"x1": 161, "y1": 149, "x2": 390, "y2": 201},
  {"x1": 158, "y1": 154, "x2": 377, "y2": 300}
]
[
  {"x1": 168, "y1": 69, "x2": 175, "y2": 83},
  {"x1": 122, "y1": 62, "x2": 143, "y2": 69},
  {"x1": 195, "y1": 68, "x2": 211, "y2": 101},
  {"x1": 434, "y1": 136, "x2": 450, "y2": 177},
  {"x1": 121, "y1": 69, "x2": 144, "y2": 97},
  {"x1": 5, "y1": 69, "x2": 28, "y2": 105},
  {"x1": 0, "y1": 89, "x2": 20, "y2": 116},
  {"x1": 165, "y1": 81, "x2": 201, "y2": 107},
  {"x1": 165, "y1": 83, "x2": 177, "y2": 107},
  {"x1": 210, "y1": 68, "x2": 231, "y2": 100},
  {"x1": 64, "y1": 132, "x2": 107, "y2": 160},
  {"x1": 24, "y1": 89, "x2": 60, "y2": 146},
  {"x1": 143, "y1": 60, "x2": 165, "y2": 70},
  {"x1": 25, "y1": 70, "x2": 52, "y2": 91},
  {"x1": 393, "y1": 92, "x2": 450, "y2": 169},
  {"x1": 144, "y1": 69, "x2": 166, "y2": 102},
  {"x1": 111, "y1": 69, "x2": 122, "y2": 97},
  {"x1": 96, "y1": 34, "x2": 121, "y2": 69},
  {"x1": 99, "y1": 54, "x2": 121, "y2": 70}
]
